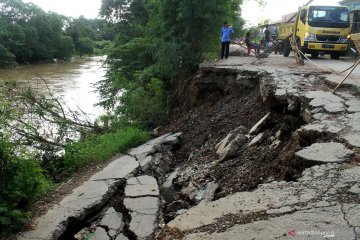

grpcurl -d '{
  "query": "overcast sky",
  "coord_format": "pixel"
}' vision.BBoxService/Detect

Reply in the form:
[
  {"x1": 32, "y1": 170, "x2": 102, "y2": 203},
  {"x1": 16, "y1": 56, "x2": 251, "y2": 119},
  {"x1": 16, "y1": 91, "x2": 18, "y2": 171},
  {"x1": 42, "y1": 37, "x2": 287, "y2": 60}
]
[
  {"x1": 23, "y1": 0, "x2": 102, "y2": 19},
  {"x1": 23, "y1": 0, "x2": 341, "y2": 23},
  {"x1": 243, "y1": 0, "x2": 340, "y2": 26}
]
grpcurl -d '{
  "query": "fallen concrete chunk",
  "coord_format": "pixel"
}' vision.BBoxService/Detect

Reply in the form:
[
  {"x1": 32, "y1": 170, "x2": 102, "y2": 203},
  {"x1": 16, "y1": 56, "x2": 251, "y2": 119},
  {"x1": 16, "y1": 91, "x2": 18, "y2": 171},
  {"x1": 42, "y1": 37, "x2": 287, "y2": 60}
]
[
  {"x1": 219, "y1": 134, "x2": 248, "y2": 161},
  {"x1": 295, "y1": 142, "x2": 354, "y2": 163},
  {"x1": 215, "y1": 133, "x2": 231, "y2": 154},
  {"x1": 249, "y1": 112, "x2": 271, "y2": 135},
  {"x1": 125, "y1": 175, "x2": 159, "y2": 197},
  {"x1": 181, "y1": 181, "x2": 198, "y2": 201},
  {"x1": 269, "y1": 140, "x2": 281, "y2": 150},
  {"x1": 248, "y1": 132, "x2": 265, "y2": 146},
  {"x1": 216, "y1": 126, "x2": 247, "y2": 154},
  {"x1": 124, "y1": 197, "x2": 160, "y2": 239},
  {"x1": 99, "y1": 208, "x2": 124, "y2": 238},
  {"x1": 162, "y1": 170, "x2": 179, "y2": 189},
  {"x1": 202, "y1": 182, "x2": 219, "y2": 203}
]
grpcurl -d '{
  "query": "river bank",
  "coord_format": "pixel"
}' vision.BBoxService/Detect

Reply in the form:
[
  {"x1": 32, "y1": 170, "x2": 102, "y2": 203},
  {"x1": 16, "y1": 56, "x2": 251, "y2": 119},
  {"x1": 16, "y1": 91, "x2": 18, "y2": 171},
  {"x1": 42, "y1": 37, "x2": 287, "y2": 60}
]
[{"x1": 14, "y1": 50, "x2": 360, "y2": 239}]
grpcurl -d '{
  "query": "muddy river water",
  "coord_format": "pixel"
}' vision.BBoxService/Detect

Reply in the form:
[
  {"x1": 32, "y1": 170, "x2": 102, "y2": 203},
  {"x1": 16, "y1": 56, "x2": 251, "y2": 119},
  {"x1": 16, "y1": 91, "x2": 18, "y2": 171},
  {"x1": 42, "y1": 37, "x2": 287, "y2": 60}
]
[{"x1": 0, "y1": 56, "x2": 106, "y2": 120}]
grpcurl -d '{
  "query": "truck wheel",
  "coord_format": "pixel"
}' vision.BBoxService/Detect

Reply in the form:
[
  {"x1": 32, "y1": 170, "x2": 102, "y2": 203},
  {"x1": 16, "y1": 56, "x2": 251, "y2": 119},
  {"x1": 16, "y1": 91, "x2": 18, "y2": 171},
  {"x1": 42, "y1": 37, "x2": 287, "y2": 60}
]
[
  {"x1": 283, "y1": 41, "x2": 291, "y2": 57},
  {"x1": 330, "y1": 52, "x2": 340, "y2": 60}
]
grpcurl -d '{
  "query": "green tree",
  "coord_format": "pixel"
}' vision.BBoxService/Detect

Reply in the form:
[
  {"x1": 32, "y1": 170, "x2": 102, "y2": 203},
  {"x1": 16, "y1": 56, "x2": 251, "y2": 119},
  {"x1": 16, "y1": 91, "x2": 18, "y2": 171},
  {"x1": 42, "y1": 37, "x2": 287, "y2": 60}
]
[
  {"x1": 0, "y1": 0, "x2": 77, "y2": 65},
  {"x1": 55, "y1": 36, "x2": 75, "y2": 61},
  {"x1": 76, "y1": 37, "x2": 94, "y2": 57},
  {"x1": 0, "y1": 44, "x2": 16, "y2": 67},
  {"x1": 98, "y1": 0, "x2": 244, "y2": 122}
]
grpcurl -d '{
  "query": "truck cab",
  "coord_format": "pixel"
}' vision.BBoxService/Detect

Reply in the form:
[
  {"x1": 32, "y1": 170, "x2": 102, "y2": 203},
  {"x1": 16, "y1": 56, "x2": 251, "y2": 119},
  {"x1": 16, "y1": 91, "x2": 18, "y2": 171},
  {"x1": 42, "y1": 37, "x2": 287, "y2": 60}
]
[{"x1": 280, "y1": 6, "x2": 351, "y2": 59}]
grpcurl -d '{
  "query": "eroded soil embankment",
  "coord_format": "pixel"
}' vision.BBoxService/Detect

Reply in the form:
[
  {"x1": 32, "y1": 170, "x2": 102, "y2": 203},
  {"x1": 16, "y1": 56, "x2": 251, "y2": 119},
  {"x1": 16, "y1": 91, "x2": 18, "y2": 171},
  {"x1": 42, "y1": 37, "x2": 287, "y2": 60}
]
[{"x1": 158, "y1": 68, "x2": 307, "y2": 223}]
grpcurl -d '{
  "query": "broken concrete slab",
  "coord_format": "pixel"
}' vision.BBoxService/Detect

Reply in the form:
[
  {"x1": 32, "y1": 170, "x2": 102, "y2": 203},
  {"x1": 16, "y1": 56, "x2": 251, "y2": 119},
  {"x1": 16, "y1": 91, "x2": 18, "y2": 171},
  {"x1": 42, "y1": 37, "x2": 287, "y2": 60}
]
[
  {"x1": 124, "y1": 197, "x2": 160, "y2": 239},
  {"x1": 295, "y1": 142, "x2": 354, "y2": 163},
  {"x1": 345, "y1": 99, "x2": 360, "y2": 112},
  {"x1": 90, "y1": 155, "x2": 139, "y2": 181},
  {"x1": 19, "y1": 155, "x2": 140, "y2": 240},
  {"x1": 99, "y1": 208, "x2": 124, "y2": 238},
  {"x1": 115, "y1": 234, "x2": 129, "y2": 240},
  {"x1": 349, "y1": 184, "x2": 360, "y2": 195},
  {"x1": 128, "y1": 144, "x2": 157, "y2": 162},
  {"x1": 19, "y1": 179, "x2": 120, "y2": 240},
  {"x1": 305, "y1": 91, "x2": 346, "y2": 113},
  {"x1": 125, "y1": 175, "x2": 159, "y2": 197},
  {"x1": 18, "y1": 207, "x2": 78, "y2": 240},
  {"x1": 60, "y1": 179, "x2": 117, "y2": 209},
  {"x1": 128, "y1": 133, "x2": 182, "y2": 161},
  {"x1": 299, "y1": 120, "x2": 344, "y2": 135},
  {"x1": 93, "y1": 227, "x2": 110, "y2": 240},
  {"x1": 249, "y1": 112, "x2": 271, "y2": 135},
  {"x1": 124, "y1": 196, "x2": 159, "y2": 215},
  {"x1": 343, "y1": 133, "x2": 360, "y2": 148},
  {"x1": 167, "y1": 164, "x2": 360, "y2": 232},
  {"x1": 184, "y1": 205, "x2": 358, "y2": 240}
]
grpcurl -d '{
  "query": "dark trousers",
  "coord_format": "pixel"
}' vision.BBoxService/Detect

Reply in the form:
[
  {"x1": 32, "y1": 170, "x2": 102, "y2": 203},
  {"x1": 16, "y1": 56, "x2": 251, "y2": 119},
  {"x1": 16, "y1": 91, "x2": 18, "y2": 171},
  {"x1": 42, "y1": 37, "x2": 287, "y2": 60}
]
[{"x1": 221, "y1": 41, "x2": 230, "y2": 59}]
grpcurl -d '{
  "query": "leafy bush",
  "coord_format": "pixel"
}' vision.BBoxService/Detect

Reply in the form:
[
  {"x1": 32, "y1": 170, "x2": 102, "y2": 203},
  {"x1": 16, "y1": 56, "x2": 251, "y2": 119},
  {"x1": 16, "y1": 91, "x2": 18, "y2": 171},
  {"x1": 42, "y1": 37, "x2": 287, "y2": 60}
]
[
  {"x1": 0, "y1": 139, "x2": 52, "y2": 235},
  {"x1": 117, "y1": 77, "x2": 166, "y2": 128},
  {"x1": 94, "y1": 40, "x2": 113, "y2": 55},
  {"x1": 76, "y1": 37, "x2": 95, "y2": 57},
  {"x1": 62, "y1": 127, "x2": 149, "y2": 172}
]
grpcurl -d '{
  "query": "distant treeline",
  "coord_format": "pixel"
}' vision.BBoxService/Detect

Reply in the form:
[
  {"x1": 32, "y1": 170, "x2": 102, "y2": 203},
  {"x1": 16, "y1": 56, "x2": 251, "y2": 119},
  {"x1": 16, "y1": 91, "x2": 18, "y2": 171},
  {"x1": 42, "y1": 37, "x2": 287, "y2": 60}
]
[{"x1": 0, "y1": 0, "x2": 115, "y2": 67}]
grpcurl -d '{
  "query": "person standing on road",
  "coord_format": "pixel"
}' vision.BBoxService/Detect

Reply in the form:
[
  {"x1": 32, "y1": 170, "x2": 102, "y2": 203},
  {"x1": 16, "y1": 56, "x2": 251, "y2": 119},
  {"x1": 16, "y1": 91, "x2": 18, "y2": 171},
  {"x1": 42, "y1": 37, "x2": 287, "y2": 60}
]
[
  {"x1": 220, "y1": 21, "x2": 234, "y2": 59},
  {"x1": 264, "y1": 25, "x2": 271, "y2": 52}
]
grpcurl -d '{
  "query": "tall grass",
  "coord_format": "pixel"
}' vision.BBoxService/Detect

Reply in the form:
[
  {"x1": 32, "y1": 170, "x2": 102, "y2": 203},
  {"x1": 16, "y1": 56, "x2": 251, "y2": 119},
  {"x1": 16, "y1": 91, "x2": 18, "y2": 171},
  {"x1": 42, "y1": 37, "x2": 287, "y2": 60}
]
[{"x1": 63, "y1": 127, "x2": 149, "y2": 172}]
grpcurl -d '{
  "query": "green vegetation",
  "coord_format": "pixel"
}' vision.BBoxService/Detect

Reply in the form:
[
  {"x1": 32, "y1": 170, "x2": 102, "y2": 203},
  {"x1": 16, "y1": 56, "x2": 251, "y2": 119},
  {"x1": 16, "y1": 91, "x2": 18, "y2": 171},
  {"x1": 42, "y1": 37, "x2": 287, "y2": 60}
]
[
  {"x1": 0, "y1": 136, "x2": 52, "y2": 234},
  {"x1": 76, "y1": 37, "x2": 95, "y2": 57},
  {"x1": 62, "y1": 127, "x2": 149, "y2": 173},
  {"x1": 97, "y1": 0, "x2": 244, "y2": 127},
  {"x1": 0, "y1": 0, "x2": 115, "y2": 67},
  {"x1": 0, "y1": 44, "x2": 15, "y2": 67},
  {"x1": 0, "y1": 0, "x2": 257, "y2": 236},
  {"x1": 0, "y1": 82, "x2": 148, "y2": 236},
  {"x1": 0, "y1": 83, "x2": 51, "y2": 234}
]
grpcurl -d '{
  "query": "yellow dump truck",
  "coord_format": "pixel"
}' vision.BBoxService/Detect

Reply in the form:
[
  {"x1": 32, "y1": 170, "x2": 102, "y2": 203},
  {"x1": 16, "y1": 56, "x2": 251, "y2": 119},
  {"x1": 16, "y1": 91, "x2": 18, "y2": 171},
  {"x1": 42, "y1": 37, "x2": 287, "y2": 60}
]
[{"x1": 278, "y1": 5, "x2": 351, "y2": 59}]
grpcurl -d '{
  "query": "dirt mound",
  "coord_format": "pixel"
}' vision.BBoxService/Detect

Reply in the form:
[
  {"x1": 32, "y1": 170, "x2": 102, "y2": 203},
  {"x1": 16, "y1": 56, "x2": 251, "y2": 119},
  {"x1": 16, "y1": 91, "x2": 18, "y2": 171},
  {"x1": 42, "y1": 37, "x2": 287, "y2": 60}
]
[{"x1": 159, "y1": 84, "x2": 304, "y2": 221}]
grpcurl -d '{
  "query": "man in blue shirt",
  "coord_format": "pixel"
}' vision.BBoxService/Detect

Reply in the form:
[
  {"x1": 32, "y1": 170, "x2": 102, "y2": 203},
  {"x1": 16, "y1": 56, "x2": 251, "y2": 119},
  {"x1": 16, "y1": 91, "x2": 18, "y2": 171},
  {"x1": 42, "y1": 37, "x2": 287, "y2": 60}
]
[{"x1": 220, "y1": 21, "x2": 234, "y2": 59}]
